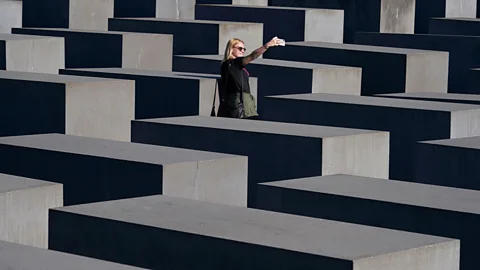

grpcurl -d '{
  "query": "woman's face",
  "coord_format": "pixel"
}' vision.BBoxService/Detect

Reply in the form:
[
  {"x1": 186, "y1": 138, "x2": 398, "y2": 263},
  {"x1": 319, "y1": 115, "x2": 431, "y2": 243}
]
[{"x1": 232, "y1": 42, "x2": 246, "y2": 58}]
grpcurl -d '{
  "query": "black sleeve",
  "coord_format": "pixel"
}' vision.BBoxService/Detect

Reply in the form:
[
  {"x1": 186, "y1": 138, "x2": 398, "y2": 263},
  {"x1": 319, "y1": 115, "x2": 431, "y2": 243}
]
[{"x1": 232, "y1": 57, "x2": 245, "y2": 68}]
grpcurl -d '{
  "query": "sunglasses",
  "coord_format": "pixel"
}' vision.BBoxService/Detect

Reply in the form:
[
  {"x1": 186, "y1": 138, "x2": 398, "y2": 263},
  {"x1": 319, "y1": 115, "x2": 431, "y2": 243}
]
[{"x1": 235, "y1": 46, "x2": 246, "y2": 52}]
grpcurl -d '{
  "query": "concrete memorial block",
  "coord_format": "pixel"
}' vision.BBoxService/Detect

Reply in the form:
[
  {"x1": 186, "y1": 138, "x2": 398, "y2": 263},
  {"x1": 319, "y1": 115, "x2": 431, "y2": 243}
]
[
  {"x1": 108, "y1": 18, "x2": 263, "y2": 56},
  {"x1": 262, "y1": 93, "x2": 480, "y2": 181},
  {"x1": 0, "y1": 240, "x2": 147, "y2": 269},
  {"x1": 0, "y1": 70, "x2": 134, "y2": 141},
  {"x1": 355, "y1": 32, "x2": 480, "y2": 94},
  {"x1": 195, "y1": 4, "x2": 344, "y2": 43},
  {"x1": 12, "y1": 28, "x2": 172, "y2": 71},
  {"x1": 264, "y1": 41, "x2": 448, "y2": 95},
  {"x1": 173, "y1": 54, "x2": 362, "y2": 114},
  {"x1": 131, "y1": 115, "x2": 389, "y2": 206},
  {"x1": 258, "y1": 174, "x2": 480, "y2": 270},
  {"x1": 22, "y1": 0, "x2": 114, "y2": 31},
  {"x1": 0, "y1": 33, "x2": 64, "y2": 74},
  {"x1": 0, "y1": 173, "x2": 62, "y2": 249},
  {"x1": 48, "y1": 195, "x2": 460, "y2": 270},
  {"x1": 0, "y1": 0, "x2": 22, "y2": 33},
  {"x1": 377, "y1": 92, "x2": 480, "y2": 105},
  {"x1": 429, "y1": 17, "x2": 480, "y2": 36},
  {"x1": 268, "y1": 0, "x2": 415, "y2": 43},
  {"x1": 0, "y1": 134, "x2": 248, "y2": 207},
  {"x1": 60, "y1": 68, "x2": 258, "y2": 119}
]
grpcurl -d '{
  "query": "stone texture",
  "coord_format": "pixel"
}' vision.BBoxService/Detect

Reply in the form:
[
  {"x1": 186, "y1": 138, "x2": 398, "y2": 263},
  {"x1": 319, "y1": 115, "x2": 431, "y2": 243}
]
[{"x1": 0, "y1": 0, "x2": 22, "y2": 33}]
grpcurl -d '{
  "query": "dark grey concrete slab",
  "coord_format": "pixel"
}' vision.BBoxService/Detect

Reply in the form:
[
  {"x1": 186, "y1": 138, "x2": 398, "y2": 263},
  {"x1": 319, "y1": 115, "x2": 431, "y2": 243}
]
[
  {"x1": 429, "y1": 17, "x2": 480, "y2": 36},
  {"x1": 257, "y1": 174, "x2": 480, "y2": 270},
  {"x1": 0, "y1": 133, "x2": 248, "y2": 206},
  {"x1": 108, "y1": 18, "x2": 263, "y2": 56},
  {"x1": 377, "y1": 92, "x2": 480, "y2": 105},
  {"x1": 262, "y1": 93, "x2": 480, "y2": 181},
  {"x1": 131, "y1": 115, "x2": 389, "y2": 207},
  {"x1": 354, "y1": 32, "x2": 480, "y2": 93},
  {"x1": 0, "y1": 240, "x2": 146, "y2": 269},
  {"x1": 11, "y1": 28, "x2": 172, "y2": 70},
  {"x1": 195, "y1": 4, "x2": 343, "y2": 43},
  {"x1": 264, "y1": 41, "x2": 448, "y2": 95},
  {"x1": 49, "y1": 195, "x2": 459, "y2": 270}
]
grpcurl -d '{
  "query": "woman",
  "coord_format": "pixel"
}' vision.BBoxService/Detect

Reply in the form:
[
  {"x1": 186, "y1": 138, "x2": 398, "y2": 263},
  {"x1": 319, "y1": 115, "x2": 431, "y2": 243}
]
[{"x1": 219, "y1": 36, "x2": 284, "y2": 119}]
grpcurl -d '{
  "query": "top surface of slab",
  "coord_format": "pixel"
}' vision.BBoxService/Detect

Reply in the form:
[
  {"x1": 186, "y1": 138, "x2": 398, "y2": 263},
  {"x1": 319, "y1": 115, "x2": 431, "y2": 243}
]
[
  {"x1": 136, "y1": 116, "x2": 384, "y2": 137},
  {"x1": 0, "y1": 173, "x2": 59, "y2": 194},
  {"x1": 268, "y1": 93, "x2": 480, "y2": 112},
  {"x1": 420, "y1": 136, "x2": 480, "y2": 149},
  {"x1": 286, "y1": 41, "x2": 442, "y2": 54},
  {"x1": 198, "y1": 4, "x2": 324, "y2": 11},
  {"x1": 432, "y1": 17, "x2": 480, "y2": 22},
  {"x1": 65, "y1": 68, "x2": 217, "y2": 80},
  {"x1": 0, "y1": 70, "x2": 127, "y2": 84},
  {"x1": 261, "y1": 174, "x2": 480, "y2": 215},
  {"x1": 16, "y1": 27, "x2": 166, "y2": 36},
  {"x1": 56, "y1": 195, "x2": 455, "y2": 260},
  {"x1": 379, "y1": 92, "x2": 480, "y2": 101},
  {"x1": 0, "y1": 134, "x2": 240, "y2": 165},
  {"x1": 112, "y1": 18, "x2": 260, "y2": 26},
  {"x1": 0, "y1": 240, "x2": 146, "y2": 270},
  {"x1": 0, "y1": 33, "x2": 58, "y2": 41}
]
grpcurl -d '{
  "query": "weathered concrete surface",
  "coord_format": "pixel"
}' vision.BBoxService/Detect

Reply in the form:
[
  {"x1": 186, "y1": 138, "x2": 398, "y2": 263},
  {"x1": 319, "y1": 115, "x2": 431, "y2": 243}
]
[
  {"x1": 22, "y1": 0, "x2": 114, "y2": 30},
  {"x1": 0, "y1": 134, "x2": 248, "y2": 207},
  {"x1": 429, "y1": 17, "x2": 480, "y2": 36},
  {"x1": 0, "y1": 0, "x2": 22, "y2": 33},
  {"x1": 174, "y1": 54, "x2": 362, "y2": 114},
  {"x1": 0, "y1": 240, "x2": 147, "y2": 269},
  {"x1": 195, "y1": 4, "x2": 344, "y2": 43},
  {"x1": 12, "y1": 28, "x2": 172, "y2": 71},
  {"x1": 109, "y1": 18, "x2": 263, "y2": 56},
  {"x1": 257, "y1": 174, "x2": 480, "y2": 270},
  {"x1": 415, "y1": 0, "x2": 476, "y2": 33},
  {"x1": 0, "y1": 173, "x2": 62, "y2": 249},
  {"x1": 131, "y1": 115, "x2": 389, "y2": 206},
  {"x1": 60, "y1": 68, "x2": 258, "y2": 119},
  {"x1": 0, "y1": 33, "x2": 64, "y2": 74},
  {"x1": 49, "y1": 195, "x2": 460, "y2": 270},
  {"x1": 377, "y1": 92, "x2": 480, "y2": 105},
  {"x1": 0, "y1": 70, "x2": 134, "y2": 141},
  {"x1": 355, "y1": 32, "x2": 480, "y2": 94},
  {"x1": 265, "y1": 41, "x2": 448, "y2": 95},
  {"x1": 262, "y1": 93, "x2": 480, "y2": 181}
]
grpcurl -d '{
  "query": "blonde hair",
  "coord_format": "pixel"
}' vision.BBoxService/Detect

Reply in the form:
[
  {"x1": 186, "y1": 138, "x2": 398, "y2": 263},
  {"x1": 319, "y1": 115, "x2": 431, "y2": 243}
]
[{"x1": 222, "y1": 38, "x2": 244, "y2": 62}]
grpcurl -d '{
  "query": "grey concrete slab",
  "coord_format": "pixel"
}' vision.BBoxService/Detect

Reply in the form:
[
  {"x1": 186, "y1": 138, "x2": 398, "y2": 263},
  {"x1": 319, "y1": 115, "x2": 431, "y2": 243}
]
[
  {"x1": 0, "y1": 33, "x2": 64, "y2": 74},
  {"x1": 0, "y1": 173, "x2": 62, "y2": 248},
  {"x1": 377, "y1": 92, "x2": 480, "y2": 105},
  {"x1": 0, "y1": 133, "x2": 248, "y2": 207},
  {"x1": 268, "y1": 0, "x2": 415, "y2": 43},
  {"x1": 0, "y1": 70, "x2": 134, "y2": 141},
  {"x1": 60, "y1": 67, "x2": 258, "y2": 119},
  {"x1": 131, "y1": 115, "x2": 389, "y2": 206},
  {"x1": 0, "y1": 240, "x2": 147, "y2": 270},
  {"x1": 262, "y1": 93, "x2": 480, "y2": 181},
  {"x1": 257, "y1": 174, "x2": 480, "y2": 270},
  {"x1": 195, "y1": 4, "x2": 344, "y2": 43},
  {"x1": 12, "y1": 28, "x2": 172, "y2": 71},
  {"x1": 49, "y1": 195, "x2": 460, "y2": 270},
  {"x1": 355, "y1": 32, "x2": 480, "y2": 94},
  {"x1": 108, "y1": 18, "x2": 263, "y2": 56},
  {"x1": 0, "y1": 0, "x2": 21, "y2": 33},
  {"x1": 22, "y1": 0, "x2": 114, "y2": 30},
  {"x1": 429, "y1": 17, "x2": 480, "y2": 36},
  {"x1": 264, "y1": 41, "x2": 448, "y2": 95},
  {"x1": 173, "y1": 54, "x2": 362, "y2": 114}
]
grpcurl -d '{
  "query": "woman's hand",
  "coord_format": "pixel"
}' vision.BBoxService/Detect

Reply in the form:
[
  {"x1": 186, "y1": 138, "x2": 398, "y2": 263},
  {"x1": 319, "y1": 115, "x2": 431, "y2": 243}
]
[{"x1": 265, "y1": 36, "x2": 285, "y2": 48}]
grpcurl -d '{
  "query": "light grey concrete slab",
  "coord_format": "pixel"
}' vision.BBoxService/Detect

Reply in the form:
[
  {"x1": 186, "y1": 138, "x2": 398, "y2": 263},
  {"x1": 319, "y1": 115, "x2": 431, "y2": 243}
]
[
  {"x1": 257, "y1": 174, "x2": 480, "y2": 269},
  {"x1": 0, "y1": 133, "x2": 248, "y2": 207},
  {"x1": 0, "y1": 0, "x2": 21, "y2": 33},
  {"x1": 0, "y1": 33, "x2": 64, "y2": 74},
  {"x1": 49, "y1": 194, "x2": 460, "y2": 269},
  {"x1": 0, "y1": 173, "x2": 62, "y2": 249},
  {"x1": 377, "y1": 92, "x2": 480, "y2": 105},
  {"x1": 0, "y1": 70, "x2": 134, "y2": 141}
]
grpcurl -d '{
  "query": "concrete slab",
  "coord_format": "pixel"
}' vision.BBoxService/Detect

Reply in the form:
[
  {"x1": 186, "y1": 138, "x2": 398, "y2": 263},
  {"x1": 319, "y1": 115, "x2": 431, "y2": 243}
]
[
  {"x1": 0, "y1": 133, "x2": 248, "y2": 207},
  {"x1": 60, "y1": 67, "x2": 258, "y2": 119},
  {"x1": 262, "y1": 93, "x2": 480, "y2": 181},
  {"x1": 108, "y1": 18, "x2": 263, "y2": 56},
  {"x1": 22, "y1": 0, "x2": 114, "y2": 30},
  {"x1": 377, "y1": 92, "x2": 480, "y2": 105},
  {"x1": 264, "y1": 41, "x2": 448, "y2": 95},
  {"x1": 0, "y1": 70, "x2": 134, "y2": 141},
  {"x1": 0, "y1": 240, "x2": 147, "y2": 269},
  {"x1": 429, "y1": 17, "x2": 480, "y2": 36},
  {"x1": 0, "y1": 173, "x2": 62, "y2": 249},
  {"x1": 355, "y1": 32, "x2": 480, "y2": 94},
  {"x1": 257, "y1": 174, "x2": 480, "y2": 270},
  {"x1": 195, "y1": 4, "x2": 344, "y2": 43},
  {"x1": 268, "y1": 0, "x2": 415, "y2": 43},
  {"x1": 415, "y1": 0, "x2": 477, "y2": 33},
  {"x1": 0, "y1": 0, "x2": 22, "y2": 33},
  {"x1": 0, "y1": 33, "x2": 64, "y2": 74},
  {"x1": 131, "y1": 115, "x2": 389, "y2": 206},
  {"x1": 49, "y1": 195, "x2": 460, "y2": 270},
  {"x1": 173, "y1": 54, "x2": 362, "y2": 114},
  {"x1": 12, "y1": 28, "x2": 172, "y2": 71}
]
